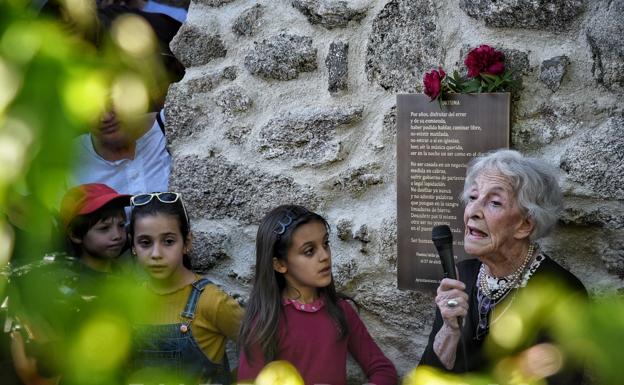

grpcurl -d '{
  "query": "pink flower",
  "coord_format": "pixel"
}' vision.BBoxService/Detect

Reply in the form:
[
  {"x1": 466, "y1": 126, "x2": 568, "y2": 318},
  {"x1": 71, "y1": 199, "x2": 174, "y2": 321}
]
[
  {"x1": 464, "y1": 45, "x2": 505, "y2": 78},
  {"x1": 423, "y1": 67, "x2": 446, "y2": 100}
]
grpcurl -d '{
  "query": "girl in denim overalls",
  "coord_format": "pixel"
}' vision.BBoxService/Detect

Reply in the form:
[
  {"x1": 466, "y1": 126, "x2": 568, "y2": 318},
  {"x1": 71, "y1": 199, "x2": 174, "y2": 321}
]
[{"x1": 128, "y1": 192, "x2": 243, "y2": 384}]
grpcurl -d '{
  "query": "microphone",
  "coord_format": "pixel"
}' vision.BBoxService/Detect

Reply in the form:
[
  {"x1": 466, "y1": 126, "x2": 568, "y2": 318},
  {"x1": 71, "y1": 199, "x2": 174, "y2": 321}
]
[{"x1": 432, "y1": 225, "x2": 456, "y2": 280}]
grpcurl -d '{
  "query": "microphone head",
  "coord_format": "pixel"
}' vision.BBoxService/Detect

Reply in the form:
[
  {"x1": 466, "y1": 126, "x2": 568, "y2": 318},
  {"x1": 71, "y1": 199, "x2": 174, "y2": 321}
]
[
  {"x1": 431, "y1": 225, "x2": 453, "y2": 246},
  {"x1": 432, "y1": 225, "x2": 457, "y2": 280}
]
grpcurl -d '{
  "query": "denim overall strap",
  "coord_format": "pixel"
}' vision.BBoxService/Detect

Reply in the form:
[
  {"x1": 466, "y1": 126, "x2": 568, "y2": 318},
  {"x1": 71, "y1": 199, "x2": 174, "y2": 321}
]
[
  {"x1": 130, "y1": 277, "x2": 232, "y2": 385},
  {"x1": 180, "y1": 278, "x2": 213, "y2": 320}
]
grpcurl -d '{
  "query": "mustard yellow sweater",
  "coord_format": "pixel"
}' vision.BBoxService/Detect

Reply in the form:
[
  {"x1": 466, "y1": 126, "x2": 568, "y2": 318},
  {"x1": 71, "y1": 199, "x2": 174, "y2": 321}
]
[{"x1": 136, "y1": 277, "x2": 243, "y2": 363}]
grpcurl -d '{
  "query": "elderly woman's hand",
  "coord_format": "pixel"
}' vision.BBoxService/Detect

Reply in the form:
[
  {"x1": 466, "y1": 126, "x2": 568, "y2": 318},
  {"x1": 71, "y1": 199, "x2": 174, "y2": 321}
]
[
  {"x1": 432, "y1": 278, "x2": 468, "y2": 369},
  {"x1": 435, "y1": 278, "x2": 468, "y2": 330}
]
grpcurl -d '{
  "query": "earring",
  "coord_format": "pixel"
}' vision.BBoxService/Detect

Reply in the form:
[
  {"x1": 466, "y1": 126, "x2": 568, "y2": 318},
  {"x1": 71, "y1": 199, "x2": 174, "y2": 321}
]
[{"x1": 131, "y1": 248, "x2": 136, "y2": 255}]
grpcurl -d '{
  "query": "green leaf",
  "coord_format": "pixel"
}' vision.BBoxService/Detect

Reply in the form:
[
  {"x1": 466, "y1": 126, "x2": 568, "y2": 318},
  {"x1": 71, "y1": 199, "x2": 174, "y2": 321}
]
[
  {"x1": 483, "y1": 76, "x2": 497, "y2": 86},
  {"x1": 463, "y1": 84, "x2": 480, "y2": 93},
  {"x1": 447, "y1": 76, "x2": 465, "y2": 92},
  {"x1": 481, "y1": 73, "x2": 499, "y2": 81},
  {"x1": 460, "y1": 77, "x2": 482, "y2": 93}
]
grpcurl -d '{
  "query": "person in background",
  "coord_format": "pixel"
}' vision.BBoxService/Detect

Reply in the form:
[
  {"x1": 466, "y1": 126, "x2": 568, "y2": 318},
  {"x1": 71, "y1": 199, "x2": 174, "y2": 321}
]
[
  {"x1": 9, "y1": 183, "x2": 131, "y2": 385},
  {"x1": 36, "y1": 0, "x2": 178, "y2": 195},
  {"x1": 69, "y1": 108, "x2": 171, "y2": 196},
  {"x1": 238, "y1": 205, "x2": 397, "y2": 385},
  {"x1": 419, "y1": 149, "x2": 587, "y2": 384},
  {"x1": 37, "y1": 0, "x2": 186, "y2": 82},
  {"x1": 128, "y1": 192, "x2": 243, "y2": 384},
  {"x1": 97, "y1": 0, "x2": 186, "y2": 83}
]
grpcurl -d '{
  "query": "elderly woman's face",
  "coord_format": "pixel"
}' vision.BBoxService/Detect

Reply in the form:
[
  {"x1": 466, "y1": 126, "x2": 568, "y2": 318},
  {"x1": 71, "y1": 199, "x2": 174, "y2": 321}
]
[{"x1": 463, "y1": 170, "x2": 530, "y2": 258}]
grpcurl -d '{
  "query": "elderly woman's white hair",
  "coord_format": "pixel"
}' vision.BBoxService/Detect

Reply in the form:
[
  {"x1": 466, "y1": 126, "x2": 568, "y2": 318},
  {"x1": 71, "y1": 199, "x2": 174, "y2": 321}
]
[{"x1": 461, "y1": 149, "x2": 563, "y2": 240}]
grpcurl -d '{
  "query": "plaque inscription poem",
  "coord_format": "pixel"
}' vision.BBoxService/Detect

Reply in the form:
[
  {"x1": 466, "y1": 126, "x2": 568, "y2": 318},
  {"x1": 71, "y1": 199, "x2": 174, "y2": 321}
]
[{"x1": 397, "y1": 93, "x2": 510, "y2": 291}]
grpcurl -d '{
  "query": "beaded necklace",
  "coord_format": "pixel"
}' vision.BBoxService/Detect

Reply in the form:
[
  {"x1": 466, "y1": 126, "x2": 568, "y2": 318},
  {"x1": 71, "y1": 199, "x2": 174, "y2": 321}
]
[{"x1": 477, "y1": 243, "x2": 536, "y2": 301}]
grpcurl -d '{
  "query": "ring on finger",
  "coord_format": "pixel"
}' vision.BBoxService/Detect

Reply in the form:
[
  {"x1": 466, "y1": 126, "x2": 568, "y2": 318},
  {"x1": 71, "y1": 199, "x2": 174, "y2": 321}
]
[{"x1": 446, "y1": 298, "x2": 459, "y2": 308}]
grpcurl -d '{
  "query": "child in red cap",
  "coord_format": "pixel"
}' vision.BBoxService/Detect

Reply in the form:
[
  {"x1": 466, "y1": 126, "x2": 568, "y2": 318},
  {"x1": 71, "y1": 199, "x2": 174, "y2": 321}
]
[
  {"x1": 60, "y1": 183, "x2": 131, "y2": 274},
  {"x1": 9, "y1": 184, "x2": 131, "y2": 385}
]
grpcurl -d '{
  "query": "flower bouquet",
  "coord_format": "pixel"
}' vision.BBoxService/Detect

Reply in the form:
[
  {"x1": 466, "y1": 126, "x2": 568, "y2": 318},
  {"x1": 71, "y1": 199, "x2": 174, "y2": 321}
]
[{"x1": 423, "y1": 45, "x2": 517, "y2": 105}]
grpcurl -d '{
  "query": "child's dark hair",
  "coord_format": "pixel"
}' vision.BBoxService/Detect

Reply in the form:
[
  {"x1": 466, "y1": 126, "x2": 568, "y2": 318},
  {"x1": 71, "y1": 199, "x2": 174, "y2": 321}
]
[
  {"x1": 65, "y1": 200, "x2": 128, "y2": 257},
  {"x1": 239, "y1": 204, "x2": 349, "y2": 363},
  {"x1": 128, "y1": 197, "x2": 192, "y2": 269}
]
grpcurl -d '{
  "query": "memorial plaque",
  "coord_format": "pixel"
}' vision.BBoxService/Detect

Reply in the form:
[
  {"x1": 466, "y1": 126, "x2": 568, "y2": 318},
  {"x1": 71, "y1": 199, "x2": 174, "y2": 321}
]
[{"x1": 397, "y1": 93, "x2": 510, "y2": 291}]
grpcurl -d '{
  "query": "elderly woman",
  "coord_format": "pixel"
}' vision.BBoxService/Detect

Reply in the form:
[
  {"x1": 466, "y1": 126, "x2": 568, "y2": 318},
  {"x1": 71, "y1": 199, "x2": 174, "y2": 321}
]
[{"x1": 419, "y1": 149, "x2": 587, "y2": 382}]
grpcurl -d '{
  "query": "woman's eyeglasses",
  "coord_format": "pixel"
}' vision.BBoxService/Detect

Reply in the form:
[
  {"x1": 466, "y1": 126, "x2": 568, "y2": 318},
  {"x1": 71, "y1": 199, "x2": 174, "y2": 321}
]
[{"x1": 130, "y1": 192, "x2": 190, "y2": 226}]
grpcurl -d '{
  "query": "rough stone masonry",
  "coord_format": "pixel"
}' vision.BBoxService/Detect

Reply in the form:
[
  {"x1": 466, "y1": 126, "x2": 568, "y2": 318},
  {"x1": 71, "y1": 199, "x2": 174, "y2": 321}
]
[{"x1": 164, "y1": 0, "x2": 624, "y2": 380}]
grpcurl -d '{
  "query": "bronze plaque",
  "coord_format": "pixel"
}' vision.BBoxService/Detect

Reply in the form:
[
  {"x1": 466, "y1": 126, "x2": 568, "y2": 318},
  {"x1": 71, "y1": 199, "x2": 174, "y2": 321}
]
[{"x1": 396, "y1": 93, "x2": 510, "y2": 291}]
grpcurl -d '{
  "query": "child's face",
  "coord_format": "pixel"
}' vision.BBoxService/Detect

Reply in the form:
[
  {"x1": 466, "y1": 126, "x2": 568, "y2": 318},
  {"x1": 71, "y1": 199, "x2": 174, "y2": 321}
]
[
  {"x1": 273, "y1": 221, "x2": 332, "y2": 299},
  {"x1": 81, "y1": 213, "x2": 127, "y2": 260},
  {"x1": 132, "y1": 214, "x2": 188, "y2": 282}
]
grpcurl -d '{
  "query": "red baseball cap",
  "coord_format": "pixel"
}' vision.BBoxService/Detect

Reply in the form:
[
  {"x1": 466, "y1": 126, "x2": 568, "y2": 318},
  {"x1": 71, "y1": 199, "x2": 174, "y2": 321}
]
[{"x1": 60, "y1": 183, "x2": 131, "y2": 228}]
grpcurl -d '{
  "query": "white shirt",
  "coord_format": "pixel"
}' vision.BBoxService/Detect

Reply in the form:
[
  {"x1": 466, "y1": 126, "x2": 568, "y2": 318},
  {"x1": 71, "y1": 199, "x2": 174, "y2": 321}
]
[{"x1": 69, "y1": 117, "x2": 172, "y2": 195}]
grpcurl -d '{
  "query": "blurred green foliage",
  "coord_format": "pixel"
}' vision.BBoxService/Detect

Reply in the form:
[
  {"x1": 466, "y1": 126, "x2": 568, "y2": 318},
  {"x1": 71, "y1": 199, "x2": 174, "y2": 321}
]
[
  {"x1": 1, "y1": 1, "x2": 166, "y2": 383},
  {"x1": 551, "y1": 297, "x2": 624, "y2": 385}
]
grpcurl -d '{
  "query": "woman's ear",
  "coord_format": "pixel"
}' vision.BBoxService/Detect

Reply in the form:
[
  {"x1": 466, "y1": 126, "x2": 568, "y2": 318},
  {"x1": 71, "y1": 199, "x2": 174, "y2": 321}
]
[
  {"x1": 273, "y1": 257, "x2": 287, "y2": 274},
  {"x1": 514, "y1": 215, "x2": 535, "y2": 240}
]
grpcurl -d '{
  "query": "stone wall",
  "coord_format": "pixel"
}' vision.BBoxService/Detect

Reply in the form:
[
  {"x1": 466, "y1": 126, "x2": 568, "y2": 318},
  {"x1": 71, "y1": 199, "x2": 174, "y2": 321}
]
[{"x1": 164, "y1": 0, "x2": 624, "y2": 380}]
